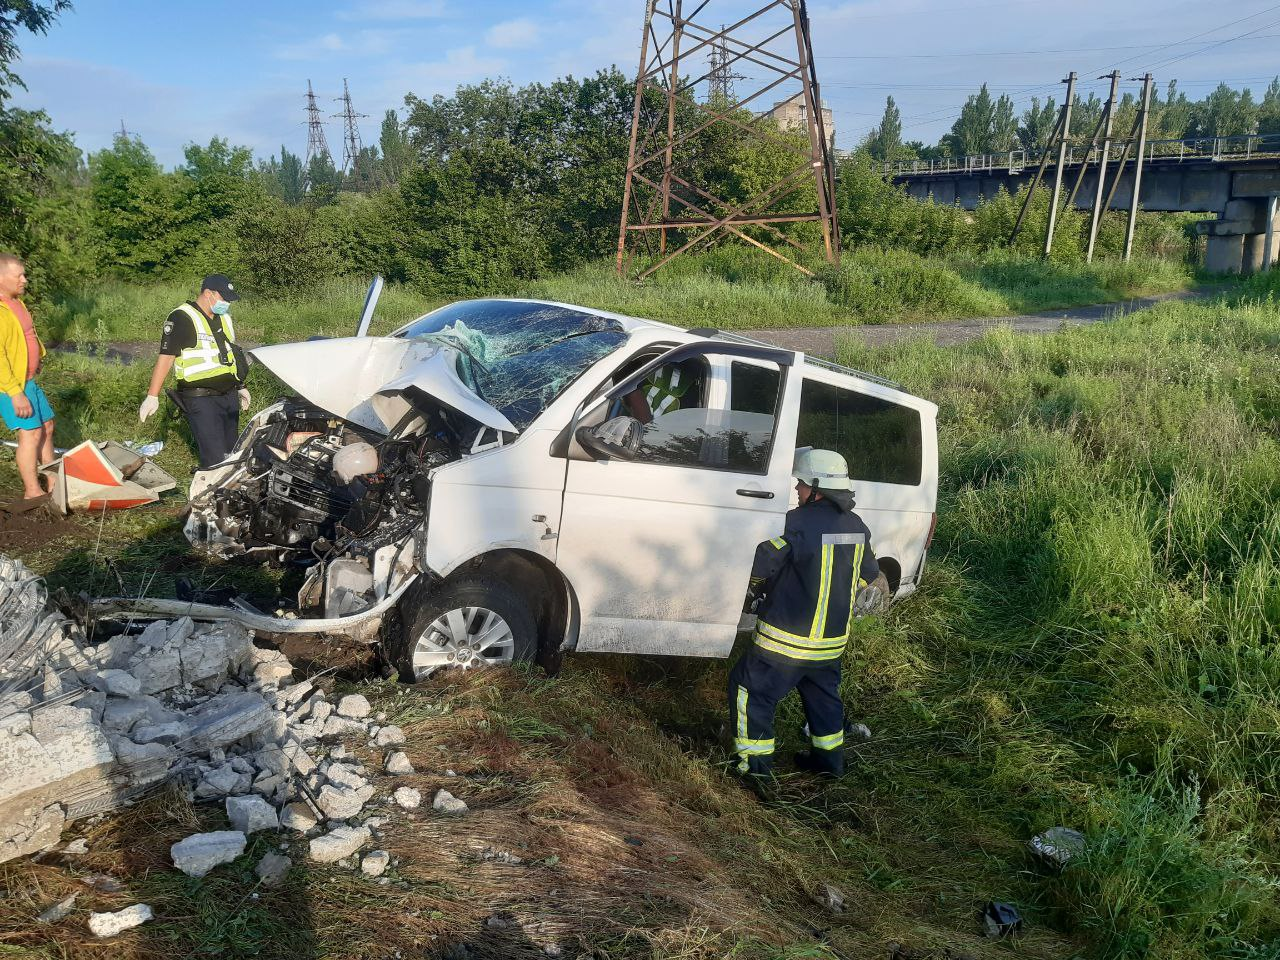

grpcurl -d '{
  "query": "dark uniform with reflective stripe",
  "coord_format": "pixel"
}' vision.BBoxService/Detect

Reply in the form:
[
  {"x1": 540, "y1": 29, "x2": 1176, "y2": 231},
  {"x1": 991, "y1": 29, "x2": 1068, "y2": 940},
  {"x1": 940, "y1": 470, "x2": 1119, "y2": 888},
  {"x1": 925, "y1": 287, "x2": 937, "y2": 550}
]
[{"x1": 728, "y1": 496, "x2": 880, "y2": 776}]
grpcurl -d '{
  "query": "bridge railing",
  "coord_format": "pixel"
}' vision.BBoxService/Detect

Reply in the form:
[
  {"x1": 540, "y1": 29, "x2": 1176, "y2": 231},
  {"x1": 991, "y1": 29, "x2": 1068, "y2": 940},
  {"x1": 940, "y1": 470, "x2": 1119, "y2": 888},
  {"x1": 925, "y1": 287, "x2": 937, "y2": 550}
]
[{"x1": 881, "y1": 133, "x2": 1280, "y2": 177}]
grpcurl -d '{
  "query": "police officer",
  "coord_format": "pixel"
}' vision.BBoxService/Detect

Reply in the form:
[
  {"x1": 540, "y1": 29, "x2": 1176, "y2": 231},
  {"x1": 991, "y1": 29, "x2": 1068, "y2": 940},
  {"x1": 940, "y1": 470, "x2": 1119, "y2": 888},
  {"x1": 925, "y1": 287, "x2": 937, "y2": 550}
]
[
  {"x1": 728, "y1": 448, "x2": 885, "y2": 780},
  {"x1": 138, "y1": 274, "x2": 249, "y2": 469}
]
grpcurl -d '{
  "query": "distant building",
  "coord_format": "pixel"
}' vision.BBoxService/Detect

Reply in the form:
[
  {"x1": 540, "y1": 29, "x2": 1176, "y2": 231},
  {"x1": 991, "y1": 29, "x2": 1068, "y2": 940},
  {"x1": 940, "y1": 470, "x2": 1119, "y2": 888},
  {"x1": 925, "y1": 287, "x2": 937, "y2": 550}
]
[{"x1": 768, "y1": 94, "x2": 835, "y2": 151}]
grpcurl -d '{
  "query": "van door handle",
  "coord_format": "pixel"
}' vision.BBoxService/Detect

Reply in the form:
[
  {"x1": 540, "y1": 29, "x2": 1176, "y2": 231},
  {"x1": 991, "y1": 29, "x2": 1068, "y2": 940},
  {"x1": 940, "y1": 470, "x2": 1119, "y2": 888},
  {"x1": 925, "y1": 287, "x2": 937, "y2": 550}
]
[{"x1": 736, "y1": 488, "x2": 774, "y2": 499}]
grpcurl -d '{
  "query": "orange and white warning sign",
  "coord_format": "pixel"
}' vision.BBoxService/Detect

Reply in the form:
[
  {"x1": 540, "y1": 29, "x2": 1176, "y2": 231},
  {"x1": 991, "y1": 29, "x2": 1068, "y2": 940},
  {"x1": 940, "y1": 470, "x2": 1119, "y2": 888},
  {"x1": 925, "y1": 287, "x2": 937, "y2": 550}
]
[{"x1": 40, "y1": 441, "x2": 176, "y2": 515}]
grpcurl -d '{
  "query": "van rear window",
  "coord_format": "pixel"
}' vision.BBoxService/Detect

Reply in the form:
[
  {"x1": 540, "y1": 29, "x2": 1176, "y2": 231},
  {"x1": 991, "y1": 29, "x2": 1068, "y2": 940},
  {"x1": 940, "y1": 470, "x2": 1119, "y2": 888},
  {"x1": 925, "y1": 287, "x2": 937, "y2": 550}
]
[{"x1": 798, "y1": 378, "x2": 922, "y2": 486}]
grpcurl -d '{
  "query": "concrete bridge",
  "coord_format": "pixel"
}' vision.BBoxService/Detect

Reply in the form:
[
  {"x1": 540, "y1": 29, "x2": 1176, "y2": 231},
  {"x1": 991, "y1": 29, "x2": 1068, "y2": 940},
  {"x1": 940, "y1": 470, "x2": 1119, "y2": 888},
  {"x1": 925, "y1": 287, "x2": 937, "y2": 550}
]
[{"x1": 885, "y1": 135, "x2": 1280, "y2": 274}]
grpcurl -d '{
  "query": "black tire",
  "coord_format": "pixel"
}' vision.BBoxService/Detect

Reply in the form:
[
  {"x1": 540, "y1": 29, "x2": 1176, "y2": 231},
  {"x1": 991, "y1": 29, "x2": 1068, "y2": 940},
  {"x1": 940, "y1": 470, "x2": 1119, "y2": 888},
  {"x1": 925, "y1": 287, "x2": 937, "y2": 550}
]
[{"x1": 391, "y1": 574, "x2": 537, "y2": 682}]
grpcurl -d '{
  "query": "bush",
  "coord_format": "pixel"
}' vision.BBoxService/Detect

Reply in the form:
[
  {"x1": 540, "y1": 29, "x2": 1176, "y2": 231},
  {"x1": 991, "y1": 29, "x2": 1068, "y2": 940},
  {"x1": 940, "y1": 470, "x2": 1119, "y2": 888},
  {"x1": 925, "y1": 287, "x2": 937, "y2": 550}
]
[{"x1": 233, "y1": 196, "x2": 334, "y2": 296}]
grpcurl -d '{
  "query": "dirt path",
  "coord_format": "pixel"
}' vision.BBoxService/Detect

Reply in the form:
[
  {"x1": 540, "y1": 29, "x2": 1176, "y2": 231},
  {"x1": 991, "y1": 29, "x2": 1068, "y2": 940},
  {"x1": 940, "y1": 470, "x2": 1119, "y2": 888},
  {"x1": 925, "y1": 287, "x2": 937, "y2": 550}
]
[
  {"x1": 741, "y1": 288, "x2": 1214, "y2": 357},
  {"x1": 50, "y1": 288, "x2": 1218, "y2": 364}
]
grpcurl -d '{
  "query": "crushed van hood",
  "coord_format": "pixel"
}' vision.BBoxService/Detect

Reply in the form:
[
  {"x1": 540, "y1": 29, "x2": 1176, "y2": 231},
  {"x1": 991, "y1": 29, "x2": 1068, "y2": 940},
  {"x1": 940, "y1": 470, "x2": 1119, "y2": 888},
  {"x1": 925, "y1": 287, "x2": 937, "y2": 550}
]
[{"x1": 250, "y1": 336, "x2": 517, "y2": 435}]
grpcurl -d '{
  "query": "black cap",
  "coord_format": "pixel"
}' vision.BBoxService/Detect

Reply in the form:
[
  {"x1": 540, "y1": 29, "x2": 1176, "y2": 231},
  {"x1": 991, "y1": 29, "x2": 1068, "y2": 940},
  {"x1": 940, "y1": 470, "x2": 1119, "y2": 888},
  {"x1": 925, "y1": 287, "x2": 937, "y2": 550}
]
[{"x1": 201, "y1": 274, "x2": 241, "y2": 302}]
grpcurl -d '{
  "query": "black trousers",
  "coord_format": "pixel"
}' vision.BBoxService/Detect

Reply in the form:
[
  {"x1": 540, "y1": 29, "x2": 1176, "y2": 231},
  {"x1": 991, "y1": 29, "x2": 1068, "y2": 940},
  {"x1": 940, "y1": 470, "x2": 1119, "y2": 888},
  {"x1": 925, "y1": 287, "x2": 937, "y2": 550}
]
[
  {"x1": 727, "y1": 647, "x2": 846, "y2": 776},
  {"x1": 181, "y1": 390, "x2": 240, "y2": 469}
]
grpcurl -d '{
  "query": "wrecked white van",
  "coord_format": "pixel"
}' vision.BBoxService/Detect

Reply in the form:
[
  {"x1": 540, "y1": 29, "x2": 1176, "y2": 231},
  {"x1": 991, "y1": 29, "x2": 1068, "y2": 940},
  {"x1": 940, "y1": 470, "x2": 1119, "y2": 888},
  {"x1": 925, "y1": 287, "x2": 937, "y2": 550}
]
[{"x1": 164, "y1": 299, "x2": 937, "y2": 680}]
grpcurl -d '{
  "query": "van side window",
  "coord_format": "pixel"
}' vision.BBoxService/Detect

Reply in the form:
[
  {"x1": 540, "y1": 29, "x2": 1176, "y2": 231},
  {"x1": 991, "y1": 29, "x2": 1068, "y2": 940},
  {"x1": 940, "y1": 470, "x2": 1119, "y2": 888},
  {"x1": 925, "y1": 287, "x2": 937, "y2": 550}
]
[
  {"x1": 798, "y1": 377, "x2": 922, "y2": 486},
  {"x1": 632, "y1": 357, "x2": 783, "y2": 474},
  {"x1": 730, "y1": 361, "x2": 782, "y2": 415}
]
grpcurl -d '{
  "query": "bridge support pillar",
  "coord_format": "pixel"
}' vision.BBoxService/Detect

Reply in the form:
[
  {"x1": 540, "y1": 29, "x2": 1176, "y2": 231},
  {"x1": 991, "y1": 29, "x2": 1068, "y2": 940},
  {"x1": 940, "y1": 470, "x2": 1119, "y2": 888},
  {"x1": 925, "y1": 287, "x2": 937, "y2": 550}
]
[
  {"x1": 1199, "y1": 198, "x2": 1280, "y2": 274},
  {"x1": 1205, "y1": 235, "x2": 1245, "y2": 274}
]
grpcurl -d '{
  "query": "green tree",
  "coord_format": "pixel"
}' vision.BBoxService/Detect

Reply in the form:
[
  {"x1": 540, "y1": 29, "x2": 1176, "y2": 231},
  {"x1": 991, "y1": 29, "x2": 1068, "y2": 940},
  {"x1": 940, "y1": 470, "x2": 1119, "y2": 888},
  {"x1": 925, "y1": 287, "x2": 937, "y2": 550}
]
[
  {"x1": 378, "y1": 110, "x2": 413, "y2": 186},
  {"x1": 1187, "y1": 83, "x2": 1257, "y2": 138},
  {"x1": 1258, "y1": 77, "x2": 1280, "y2": 135},
  {"x1": 304, "y1": 152, "x2": 341, "y2": 206},
  {"x1": 865, "y1": 96, "x2": 902, "y2": 161},
  {"x1": 990, "y1": 93, "x2": 1017, "y2": 152},
  {"x1": 1018, "y1": 97, "x2": 1057, "y2": 151},
  {"x1": 943, "y1": 84, "x2": 996, "y2": 156},
  {"x1": 233, "y1": 194, "x2": 333, "y2": 295},
  {"x1": 0, "y1": 1, "x2": 82, "y2": 294}
]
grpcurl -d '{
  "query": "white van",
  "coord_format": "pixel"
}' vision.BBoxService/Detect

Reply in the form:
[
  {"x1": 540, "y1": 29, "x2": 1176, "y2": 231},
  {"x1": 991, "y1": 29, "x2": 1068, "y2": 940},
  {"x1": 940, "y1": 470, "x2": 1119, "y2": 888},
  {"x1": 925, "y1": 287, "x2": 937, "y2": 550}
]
[{"x1": 171, "y1": 299, "x2": 938, "y2": 680}]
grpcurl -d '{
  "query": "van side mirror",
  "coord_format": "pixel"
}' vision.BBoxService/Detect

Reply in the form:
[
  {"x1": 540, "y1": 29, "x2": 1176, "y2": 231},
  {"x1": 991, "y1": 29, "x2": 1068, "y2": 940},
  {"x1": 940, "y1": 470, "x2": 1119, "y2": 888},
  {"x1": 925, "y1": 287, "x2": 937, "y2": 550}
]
[{"x1": 574, "y1": 417, "x2": 643, "y2": 462}]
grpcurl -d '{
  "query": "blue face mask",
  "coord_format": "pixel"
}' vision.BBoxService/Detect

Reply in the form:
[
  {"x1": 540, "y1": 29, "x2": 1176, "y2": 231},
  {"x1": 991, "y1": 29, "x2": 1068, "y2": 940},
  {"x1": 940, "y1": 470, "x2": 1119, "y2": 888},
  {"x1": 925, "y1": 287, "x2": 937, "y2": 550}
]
[{"x1": 211, "y1": 300, "x2": 231, "y2": 316}]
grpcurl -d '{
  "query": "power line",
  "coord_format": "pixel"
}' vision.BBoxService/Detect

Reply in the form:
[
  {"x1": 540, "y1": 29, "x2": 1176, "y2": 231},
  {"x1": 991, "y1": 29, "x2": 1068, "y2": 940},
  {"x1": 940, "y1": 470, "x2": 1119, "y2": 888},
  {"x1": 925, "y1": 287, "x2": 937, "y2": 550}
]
[
  {"x1": 1086, "y1": 2, "x2": 1280, "y2": 74},
  {"x1": 815, "y1": 34, "x2": 1280, "y2": 60},
  {"x1": 1144, "y1": 14, "x2": 1280, "y2": 73}
]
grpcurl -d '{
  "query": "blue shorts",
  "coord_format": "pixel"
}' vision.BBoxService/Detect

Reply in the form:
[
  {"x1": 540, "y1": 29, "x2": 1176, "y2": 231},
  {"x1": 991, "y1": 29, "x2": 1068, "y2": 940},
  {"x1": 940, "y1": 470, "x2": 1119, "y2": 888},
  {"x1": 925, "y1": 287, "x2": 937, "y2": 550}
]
[{"x1": 1, "y1": 381, "x2": 55, "y2": 432}]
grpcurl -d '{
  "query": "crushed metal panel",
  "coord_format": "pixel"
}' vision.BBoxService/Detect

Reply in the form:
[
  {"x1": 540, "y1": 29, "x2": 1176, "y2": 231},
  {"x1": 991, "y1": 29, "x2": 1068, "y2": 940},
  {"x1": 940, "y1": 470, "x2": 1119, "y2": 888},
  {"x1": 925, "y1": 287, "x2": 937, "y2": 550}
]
[{"x1": 249, "y1": 336, "x2": 514, "y2": 435}]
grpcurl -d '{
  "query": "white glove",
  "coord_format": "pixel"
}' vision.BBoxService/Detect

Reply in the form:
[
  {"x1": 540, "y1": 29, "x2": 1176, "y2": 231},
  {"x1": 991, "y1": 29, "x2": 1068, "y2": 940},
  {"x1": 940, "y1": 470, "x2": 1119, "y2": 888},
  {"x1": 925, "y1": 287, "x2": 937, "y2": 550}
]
[
  {"x1": 238, "y1": 388, "x2": 251, "y2": 411},
  {"x1": 138, "y1": 394, "x2": 159, "y2": 423}
]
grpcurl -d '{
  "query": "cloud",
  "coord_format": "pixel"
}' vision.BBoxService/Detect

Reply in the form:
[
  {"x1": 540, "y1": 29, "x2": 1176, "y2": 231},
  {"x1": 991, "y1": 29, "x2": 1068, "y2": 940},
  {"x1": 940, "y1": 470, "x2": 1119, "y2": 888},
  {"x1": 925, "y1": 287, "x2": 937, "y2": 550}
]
[
  {"x1": 486, "y1": 17, "x2": 541, "y2": 50},
  {"x1": 336, "y1": 0, "x2": 447, "y2": 20},
  {"x1": 379, "y1": 45, "x2": 507, "y2": 103},
  {"x1": 274, "y1": 29, "x2": 395, "y2": 61}
]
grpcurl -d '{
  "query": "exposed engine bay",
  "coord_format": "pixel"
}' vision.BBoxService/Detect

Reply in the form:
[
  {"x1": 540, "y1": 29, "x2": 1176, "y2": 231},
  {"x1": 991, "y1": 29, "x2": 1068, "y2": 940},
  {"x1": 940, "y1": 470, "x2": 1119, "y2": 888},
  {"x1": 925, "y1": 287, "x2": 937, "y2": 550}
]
[
  {"x1": 182, "y1": 302, "x2": 630, "y2": 639},
  {"x1": 185, "y1": 397, "x2": 464, "y2": 632}
]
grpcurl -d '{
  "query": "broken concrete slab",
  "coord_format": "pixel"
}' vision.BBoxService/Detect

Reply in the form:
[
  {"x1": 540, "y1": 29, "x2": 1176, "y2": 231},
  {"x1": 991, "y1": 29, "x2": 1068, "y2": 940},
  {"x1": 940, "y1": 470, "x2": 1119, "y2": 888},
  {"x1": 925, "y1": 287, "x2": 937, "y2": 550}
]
[
  {"x1": 226, "y1": 795, "x2": 280, "y2": 834},
  {"x1": 394, "y1": 787, "x2": 422, "y2": 810},
  {"x1": 309, "y1": 825, "x2": 371, "y2": 864},
  {"x1": 186, "y1": 692, "x2": 273, "y2": 752},
  {"x1": 321, "y1": 716, "x2": 367, "y2": 739},
  {"x1": 372, "y1": 725, "x2": 405, "y2": 747},
  {"x1": 384, "y1": 752, "x2": 414, "y2": 775},
  {"x1": 88, "y1": 903, "x2": 153, "y2": 937},
  {"x1": 317, "y1": 784, "x2": 366, "y2": 821},
  {"x1": 280, "y1": 802, "x2": 318, "y2": 833},
  {"x1": 128, "y1": 647, "x2": 181, "y2": 696},
  {"x1": 131, "y1": 721, "x2": 189, "y2": 745},
  {"x1": 36, "y1": 892, "x2": 78, "y2": 924},
  {"x1": 431, "y1": 789, "x2": 466, "y2": 815},
  {"x1": 324, "y1": 764, "x2": 369, "y2": 791},
  {"x1": 336, "y1": 694, "x2": 371, "y2": 719},
  {"x1": 361, "y1": 850, "x2": 390, "y2": 877},
  {"x1": 91, "y1": 669, "x2": 142, "y2": 699},
  {"x1": 170, "y1": 831, "x2": 247, "y2": 878}
]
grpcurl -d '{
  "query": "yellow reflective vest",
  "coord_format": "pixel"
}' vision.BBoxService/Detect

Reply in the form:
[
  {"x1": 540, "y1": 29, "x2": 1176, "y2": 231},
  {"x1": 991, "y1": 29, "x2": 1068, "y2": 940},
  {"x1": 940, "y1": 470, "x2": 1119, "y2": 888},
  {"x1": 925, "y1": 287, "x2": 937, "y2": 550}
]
[{"x1": 171, "y1": 303, "x2": 240, "y2": 384}]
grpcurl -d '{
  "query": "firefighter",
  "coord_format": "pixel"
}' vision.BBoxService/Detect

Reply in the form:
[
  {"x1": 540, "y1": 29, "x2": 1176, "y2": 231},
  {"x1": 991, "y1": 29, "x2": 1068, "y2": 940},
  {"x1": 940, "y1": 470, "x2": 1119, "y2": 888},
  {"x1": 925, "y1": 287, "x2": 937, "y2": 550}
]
[
  {"x1": 728, "y1": 448, "x2": 885, "y2": 780},
  {"x1": 138, "y1": 275, "x2": 249, "y2": 470}
]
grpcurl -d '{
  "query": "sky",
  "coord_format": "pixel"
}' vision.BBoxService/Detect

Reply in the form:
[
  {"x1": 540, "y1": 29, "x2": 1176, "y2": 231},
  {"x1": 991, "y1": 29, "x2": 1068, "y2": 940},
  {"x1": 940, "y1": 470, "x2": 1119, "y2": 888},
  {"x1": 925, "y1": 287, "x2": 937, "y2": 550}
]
[{"x1": 9, "y1": 0, "x2": 1280, "y2": 168}]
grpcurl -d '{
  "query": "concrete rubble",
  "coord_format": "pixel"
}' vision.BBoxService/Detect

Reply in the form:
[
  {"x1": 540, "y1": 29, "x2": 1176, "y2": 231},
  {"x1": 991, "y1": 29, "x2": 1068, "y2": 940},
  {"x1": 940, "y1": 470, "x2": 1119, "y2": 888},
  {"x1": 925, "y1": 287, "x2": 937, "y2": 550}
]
[
  {"x1": 0, "y1": 554, "x2": 424, "y2": 885},
  {"x1": 88, "y1": 903, "x2": 154, "y2": 938}
]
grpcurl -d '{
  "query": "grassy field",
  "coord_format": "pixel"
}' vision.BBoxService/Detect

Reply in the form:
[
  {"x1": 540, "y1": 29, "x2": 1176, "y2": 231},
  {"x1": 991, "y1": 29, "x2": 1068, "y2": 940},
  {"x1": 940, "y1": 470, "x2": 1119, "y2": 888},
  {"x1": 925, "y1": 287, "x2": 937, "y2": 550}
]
[
  {"x1": 34, "y1": 247, "x2": 1197, "y2": 347},
  {"x1": 2, "y1": 270, "x2": 1278, "y2": 958}
]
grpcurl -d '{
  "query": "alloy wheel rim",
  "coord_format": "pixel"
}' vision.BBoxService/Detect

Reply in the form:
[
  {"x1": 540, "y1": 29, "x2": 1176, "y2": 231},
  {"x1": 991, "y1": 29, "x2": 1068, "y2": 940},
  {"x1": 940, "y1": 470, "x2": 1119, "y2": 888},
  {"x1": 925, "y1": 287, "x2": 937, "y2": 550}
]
[{"x1": 411, "y1": 605, "x2": 515, "y2": 679}]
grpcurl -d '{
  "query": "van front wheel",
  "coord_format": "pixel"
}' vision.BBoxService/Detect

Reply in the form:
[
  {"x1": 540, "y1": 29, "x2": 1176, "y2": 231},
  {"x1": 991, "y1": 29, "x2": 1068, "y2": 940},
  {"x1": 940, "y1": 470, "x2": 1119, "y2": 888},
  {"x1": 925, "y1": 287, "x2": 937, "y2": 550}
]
[{"x1": 393, "y1": 576, "x2": 537, "y2": 682}]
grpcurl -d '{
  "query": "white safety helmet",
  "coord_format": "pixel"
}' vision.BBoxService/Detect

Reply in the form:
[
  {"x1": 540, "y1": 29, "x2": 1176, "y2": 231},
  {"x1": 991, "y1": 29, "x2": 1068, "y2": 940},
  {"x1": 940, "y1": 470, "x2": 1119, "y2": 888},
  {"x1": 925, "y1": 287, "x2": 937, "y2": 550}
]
[{"x1": 793, "y1": 447, "x2": 853, "y2": 491}]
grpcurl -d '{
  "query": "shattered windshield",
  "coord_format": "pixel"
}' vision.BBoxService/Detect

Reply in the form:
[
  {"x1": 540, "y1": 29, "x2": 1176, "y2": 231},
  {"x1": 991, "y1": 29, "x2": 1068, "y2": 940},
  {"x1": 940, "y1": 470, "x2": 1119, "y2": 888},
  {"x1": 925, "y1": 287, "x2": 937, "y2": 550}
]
[{"x1": 397, "y1": 300, "x2": 628, "y2": 431}]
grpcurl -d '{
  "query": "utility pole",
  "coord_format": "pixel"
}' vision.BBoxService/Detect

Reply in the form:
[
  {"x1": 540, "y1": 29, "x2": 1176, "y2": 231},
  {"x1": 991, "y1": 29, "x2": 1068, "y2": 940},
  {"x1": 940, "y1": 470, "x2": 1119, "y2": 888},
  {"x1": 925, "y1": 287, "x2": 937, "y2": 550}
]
[
  {"x1": 616, "y1": 0, "x2": 840, "y2": 280},
  {"x1": 1044, "y1": 71, "x2": 1076, "y2": 258},
  {"x1": 303, "y1": 79, "x2": 332, "y2": 191},
  {"x1": 1010, "y1": 77, "x2": 1070, "y2": 247},
  {"x1": 1123, "y1": 73, "x2": 1154, "y2": 261},
  {"x1": 332, "y1": 78, "x2": 368, "y2": 177},
  {"x1": 1086, "y1": 70, "x2": 1120, "y2": 263}
]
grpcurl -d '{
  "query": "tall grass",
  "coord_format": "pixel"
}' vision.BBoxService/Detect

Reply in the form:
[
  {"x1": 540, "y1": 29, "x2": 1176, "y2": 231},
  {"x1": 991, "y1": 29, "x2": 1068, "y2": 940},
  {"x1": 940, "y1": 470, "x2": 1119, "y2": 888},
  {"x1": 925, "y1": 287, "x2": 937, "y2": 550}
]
[
  {"x1": 37, "y1": 246, "x2": 1197, "y2": 345},
  {"x1": 836, "y1": 291, "x2": 1280, "y2": 957}
]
